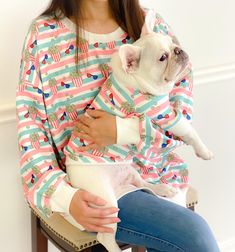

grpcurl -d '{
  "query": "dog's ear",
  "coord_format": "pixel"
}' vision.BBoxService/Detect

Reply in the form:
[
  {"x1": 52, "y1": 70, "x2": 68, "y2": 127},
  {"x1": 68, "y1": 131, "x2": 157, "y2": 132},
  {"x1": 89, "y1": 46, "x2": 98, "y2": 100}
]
[
  {"x1": 119, "y1": 44, "x2": 142, "y2": 73},
  {"x1": 141, "y1": 9, "x2": 156, "y2": 37}
]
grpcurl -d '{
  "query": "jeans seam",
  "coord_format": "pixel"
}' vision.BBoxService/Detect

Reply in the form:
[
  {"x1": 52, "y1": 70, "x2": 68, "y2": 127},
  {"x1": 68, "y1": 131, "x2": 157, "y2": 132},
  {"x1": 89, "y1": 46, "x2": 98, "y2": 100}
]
[{"x1": 117, "y1": 226, "x2": 185, "y2": 252}]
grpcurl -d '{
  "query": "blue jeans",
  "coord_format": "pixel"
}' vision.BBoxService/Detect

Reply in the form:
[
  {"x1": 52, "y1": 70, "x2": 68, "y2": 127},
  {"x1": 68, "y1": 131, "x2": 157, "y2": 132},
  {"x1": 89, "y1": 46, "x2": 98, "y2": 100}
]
[{"x1": 116, "y1": 190, "x2": 220, "y2": 252}]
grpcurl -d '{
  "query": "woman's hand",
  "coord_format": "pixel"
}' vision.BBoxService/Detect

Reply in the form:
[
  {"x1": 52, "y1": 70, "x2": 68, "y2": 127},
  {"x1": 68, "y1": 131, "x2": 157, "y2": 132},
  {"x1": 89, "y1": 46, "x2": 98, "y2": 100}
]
[
  {"x1": 75, "y1": 109, "x2": 117, "y2": 151},
  {"x1": 69, "y1": 190, "x2": 120, "y2": 233}
]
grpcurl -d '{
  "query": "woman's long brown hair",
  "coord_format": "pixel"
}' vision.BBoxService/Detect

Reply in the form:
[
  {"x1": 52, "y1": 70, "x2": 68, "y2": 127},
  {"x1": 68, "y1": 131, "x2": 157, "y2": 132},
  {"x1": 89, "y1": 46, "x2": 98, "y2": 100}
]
[{"x1": 41, "y1": 0, "x2": 145, "y2": 65}]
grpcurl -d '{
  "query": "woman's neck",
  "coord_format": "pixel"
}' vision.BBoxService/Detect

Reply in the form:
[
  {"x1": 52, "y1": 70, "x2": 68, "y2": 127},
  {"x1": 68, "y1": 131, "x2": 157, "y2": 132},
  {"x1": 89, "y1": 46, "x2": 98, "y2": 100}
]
[
  {"x1": 70, "y1": 0, "x2": 119, "y2": 34},
  {"x1": 80, "y1": 0, "x2": 112, "y2": 21}
]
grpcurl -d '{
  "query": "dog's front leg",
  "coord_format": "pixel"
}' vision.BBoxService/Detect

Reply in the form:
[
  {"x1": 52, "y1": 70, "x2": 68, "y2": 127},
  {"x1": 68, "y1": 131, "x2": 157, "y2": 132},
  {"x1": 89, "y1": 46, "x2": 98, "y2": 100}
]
[
  {"x1": 181, "y1": 127, "x2": 214, "y2": 160},
  {"x1": 167, "y1": 115, "x2": 213, "y2": 160}
]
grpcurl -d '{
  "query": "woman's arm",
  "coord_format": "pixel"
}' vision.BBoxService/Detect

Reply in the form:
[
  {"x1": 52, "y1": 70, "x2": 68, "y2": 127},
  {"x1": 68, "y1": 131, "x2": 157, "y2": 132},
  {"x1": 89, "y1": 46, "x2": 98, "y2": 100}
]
[
  {"x1": 17, "y1": 20, "x2": 119, "y2": 232},
  {"x1": 17, "y1": 20, "x2": 77, "y2": 217}
]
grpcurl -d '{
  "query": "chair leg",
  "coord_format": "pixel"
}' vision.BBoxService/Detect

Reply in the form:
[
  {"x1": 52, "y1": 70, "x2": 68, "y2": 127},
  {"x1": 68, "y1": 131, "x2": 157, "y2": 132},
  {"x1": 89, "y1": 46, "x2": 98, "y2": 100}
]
[
  {"x1": 132, "y1": 246, "x2": 146, "y2": 252},
  {"x1": 90, "y1": 243, "x2": 107, "y2": 252},
  {"x1": 31, "y1": 211, "x2": 48, "y2": 252}
]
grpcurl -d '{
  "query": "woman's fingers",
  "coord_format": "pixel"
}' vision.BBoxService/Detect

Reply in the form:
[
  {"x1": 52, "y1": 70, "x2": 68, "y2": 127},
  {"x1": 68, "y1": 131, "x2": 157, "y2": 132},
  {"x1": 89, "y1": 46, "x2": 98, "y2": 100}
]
[
  {"x1": 87, "y1": 217, "x2": 121, "y2": 226},
  {"x1": 80, "y1": 190, "x2": 107, "y2": 206},
  {"x1": 76, "y1": 110, "x2": 116, "y2": 147},
  {"x1": 75, "y1": 122, "x2": 90, "y2": 134},
  {"x1": 74, "y1": 132, "x2": 93, "y2": 142},
  {"x1": 86, "y1": 206, "x2": 120, "y2": 218},
  {"x1": 79, "y1": 115, "x2": 94, "y2": 127},
  {"x1": 86, "y1": 109, "x2": 105, "y2": 118},
  {"x1": 69, "y1": 190, "x2": 120, "y2": 234}
]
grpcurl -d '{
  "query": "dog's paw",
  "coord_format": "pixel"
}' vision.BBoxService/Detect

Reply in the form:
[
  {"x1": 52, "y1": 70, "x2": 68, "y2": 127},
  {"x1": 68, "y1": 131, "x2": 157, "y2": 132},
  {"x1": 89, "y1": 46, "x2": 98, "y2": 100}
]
[
  {"x1": 196, "y1": 147, "x2": 214, "y2": 160},
  {"x1": 152, "y1": 184, "x2": 178, "y2": 198}
]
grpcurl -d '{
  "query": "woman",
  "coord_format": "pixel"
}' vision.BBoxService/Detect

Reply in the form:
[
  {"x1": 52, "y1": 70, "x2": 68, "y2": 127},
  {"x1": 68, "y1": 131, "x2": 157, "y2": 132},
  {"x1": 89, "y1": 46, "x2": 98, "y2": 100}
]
[{"x1": 16, "y1": 0, "x2": 220, "y2": 251}]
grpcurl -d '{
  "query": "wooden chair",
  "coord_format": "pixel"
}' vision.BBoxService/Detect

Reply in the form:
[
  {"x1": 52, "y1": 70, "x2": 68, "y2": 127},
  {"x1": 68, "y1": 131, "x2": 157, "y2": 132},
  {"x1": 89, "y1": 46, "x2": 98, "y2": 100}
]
[
  {"x1": 31, "y1": 207, "x2": 146, "y2": 252},
  {"x1": 31, "y1": 189, "x2": 197, "y2": 252}
]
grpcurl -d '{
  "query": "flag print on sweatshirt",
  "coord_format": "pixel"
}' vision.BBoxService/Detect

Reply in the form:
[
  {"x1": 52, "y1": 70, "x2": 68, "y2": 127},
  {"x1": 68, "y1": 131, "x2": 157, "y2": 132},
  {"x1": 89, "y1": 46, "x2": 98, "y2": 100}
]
[{"x1": 16, "y1": 12, "x2": 193, "y2": 217}]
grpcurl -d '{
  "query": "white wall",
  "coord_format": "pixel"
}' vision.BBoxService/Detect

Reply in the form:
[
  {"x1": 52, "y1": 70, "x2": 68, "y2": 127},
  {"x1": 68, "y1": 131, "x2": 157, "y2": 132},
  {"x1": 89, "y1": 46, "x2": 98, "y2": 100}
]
[
  {"x1": 140, "y1": 0, "x2": 235, "y2": 69},
  {"x1": 0, "y1": 0, "x2": 49, "y2": 104},
  {"x1": 0, "y1": 0, "x2": 234, "y2": 251},
  {"x1": 0, "y1": 121, "x2": 31, "y2": 252}
]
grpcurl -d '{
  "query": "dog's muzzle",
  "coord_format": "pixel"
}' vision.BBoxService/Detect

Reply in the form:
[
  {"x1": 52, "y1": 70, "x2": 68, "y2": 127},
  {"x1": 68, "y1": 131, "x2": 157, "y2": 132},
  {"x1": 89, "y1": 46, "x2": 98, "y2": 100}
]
[{"x1": 174, "y1": 47, "x2": 189, "y2": 64}]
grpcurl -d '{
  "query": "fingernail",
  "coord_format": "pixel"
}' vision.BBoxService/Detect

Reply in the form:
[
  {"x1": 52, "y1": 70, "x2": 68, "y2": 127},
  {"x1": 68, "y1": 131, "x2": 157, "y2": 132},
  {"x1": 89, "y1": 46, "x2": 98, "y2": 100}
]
[{"x1": 117, "y1": 218, "x2": 121, "y2": 223}]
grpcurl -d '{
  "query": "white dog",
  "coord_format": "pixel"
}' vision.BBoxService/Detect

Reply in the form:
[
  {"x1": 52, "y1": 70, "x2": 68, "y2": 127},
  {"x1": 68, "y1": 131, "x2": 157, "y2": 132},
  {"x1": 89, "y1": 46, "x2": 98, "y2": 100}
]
[{"x1": 65, "y1": 10, "x2": 213, "y2": 252}]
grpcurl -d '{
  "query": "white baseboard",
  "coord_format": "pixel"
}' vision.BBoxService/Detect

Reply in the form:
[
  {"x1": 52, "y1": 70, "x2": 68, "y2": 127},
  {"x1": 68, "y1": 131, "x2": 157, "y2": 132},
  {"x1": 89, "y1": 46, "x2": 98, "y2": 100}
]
[
  {"x1": 194, "y1": 62, "x2": 235, "y2": 86},
  {"x1": 0, "y1": 103, "x2": 16, "y2": 124},
  {"x1": 218, "y1": 238, "x2": 235, "y2": 252}
]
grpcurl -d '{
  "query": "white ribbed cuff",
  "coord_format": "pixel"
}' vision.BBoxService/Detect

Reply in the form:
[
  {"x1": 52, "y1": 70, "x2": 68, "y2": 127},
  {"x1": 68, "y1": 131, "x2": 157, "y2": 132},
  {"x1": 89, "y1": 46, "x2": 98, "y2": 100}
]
[
  {"x1": 167, "y1": 115, "x2": 192, "y2": 137},
  {"x1": 50, "y1": 181, "x2": 79, "y2": 214},
  {"x1": 116, "y1": 116, "x2": 140, "y2": 145}
]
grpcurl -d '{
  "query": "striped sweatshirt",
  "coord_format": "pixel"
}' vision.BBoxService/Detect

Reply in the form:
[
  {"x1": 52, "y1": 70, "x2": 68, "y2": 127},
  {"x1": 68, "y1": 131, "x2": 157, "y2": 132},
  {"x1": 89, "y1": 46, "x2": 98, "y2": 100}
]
[{"x1": 16, "y1": 12, "x2": 193, "y2": 217}]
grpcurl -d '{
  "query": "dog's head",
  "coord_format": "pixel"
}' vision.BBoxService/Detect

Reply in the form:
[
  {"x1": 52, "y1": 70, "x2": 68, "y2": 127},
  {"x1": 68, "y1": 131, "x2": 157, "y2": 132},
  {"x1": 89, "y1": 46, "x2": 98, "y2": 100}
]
[{"x1": 114, "y1": 10, "x2": 189, "y2": 95}]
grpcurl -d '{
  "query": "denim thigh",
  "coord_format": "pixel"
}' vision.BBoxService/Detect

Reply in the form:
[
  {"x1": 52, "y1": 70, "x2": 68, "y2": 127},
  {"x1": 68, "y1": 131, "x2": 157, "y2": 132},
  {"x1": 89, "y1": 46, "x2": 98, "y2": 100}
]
[{"x1": 115, "y1": 190, "x2": 220, "y2": 252}]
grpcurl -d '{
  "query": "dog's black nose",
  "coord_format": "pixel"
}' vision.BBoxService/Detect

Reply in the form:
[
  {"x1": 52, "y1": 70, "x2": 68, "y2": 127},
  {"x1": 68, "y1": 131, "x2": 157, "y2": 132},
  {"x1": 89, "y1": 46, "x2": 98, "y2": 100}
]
[
  {"x1": 174, "y1": 47, "x2": 183, "y2": 55},
  {"x1": 174, "y1": 47, "x2": 189, "y2": 62}
]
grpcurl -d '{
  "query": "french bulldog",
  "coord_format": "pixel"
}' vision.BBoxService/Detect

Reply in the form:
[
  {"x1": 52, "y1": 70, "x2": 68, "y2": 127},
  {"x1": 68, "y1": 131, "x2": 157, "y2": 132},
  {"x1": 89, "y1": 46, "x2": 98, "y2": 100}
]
[
  {"x1": 111, "y1": 15, "x2": 213, "y2": 161},
  {"x1": 65, "y1": 10, "x2": 213, "y2": 252}
]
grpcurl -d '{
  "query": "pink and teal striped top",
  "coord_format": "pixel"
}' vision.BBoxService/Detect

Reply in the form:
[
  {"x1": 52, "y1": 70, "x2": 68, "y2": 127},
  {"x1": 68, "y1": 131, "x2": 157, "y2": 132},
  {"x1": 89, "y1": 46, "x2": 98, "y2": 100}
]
[{"x1": 16, "y1": 12, "x2": 193, "y2": 217}]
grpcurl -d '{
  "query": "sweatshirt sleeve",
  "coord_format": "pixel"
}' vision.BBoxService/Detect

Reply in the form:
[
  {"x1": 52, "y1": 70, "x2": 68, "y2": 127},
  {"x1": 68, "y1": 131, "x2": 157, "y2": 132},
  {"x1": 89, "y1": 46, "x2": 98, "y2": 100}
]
[
  {"x1": 16, "y1": 20, "x2": 77, "y2": 217},
  {"x1": 155, "y1": 12, "x2": 194, "y2": 124},
  {"x1": 116, "y1": 116, "x2": 140, "y2": 145},
  {"x1": 136, "y1": 13, "x2": 194, "y2": 154}
]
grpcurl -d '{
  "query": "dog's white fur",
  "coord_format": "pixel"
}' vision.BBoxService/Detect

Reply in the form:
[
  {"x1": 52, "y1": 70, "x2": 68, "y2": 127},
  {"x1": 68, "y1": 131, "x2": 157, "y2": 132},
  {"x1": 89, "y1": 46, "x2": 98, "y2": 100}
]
[{"x1": 65, "y1": 10, "x2": 213, "y2": 252}]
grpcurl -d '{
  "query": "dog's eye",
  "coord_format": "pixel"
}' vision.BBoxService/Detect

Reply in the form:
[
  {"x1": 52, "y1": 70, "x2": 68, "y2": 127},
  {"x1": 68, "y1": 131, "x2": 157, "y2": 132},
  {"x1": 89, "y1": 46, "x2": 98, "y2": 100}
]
[{"x1": 159, "y1": 53, "x2": 168, "y2": 62}]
